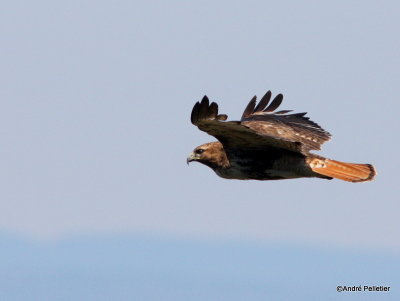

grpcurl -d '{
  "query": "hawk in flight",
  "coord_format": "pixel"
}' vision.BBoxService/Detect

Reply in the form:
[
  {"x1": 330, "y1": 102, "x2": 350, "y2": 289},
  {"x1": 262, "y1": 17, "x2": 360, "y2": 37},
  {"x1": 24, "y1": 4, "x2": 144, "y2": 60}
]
[{"x1": 187, "y1": 90, "x2": 376, "y2": 182}]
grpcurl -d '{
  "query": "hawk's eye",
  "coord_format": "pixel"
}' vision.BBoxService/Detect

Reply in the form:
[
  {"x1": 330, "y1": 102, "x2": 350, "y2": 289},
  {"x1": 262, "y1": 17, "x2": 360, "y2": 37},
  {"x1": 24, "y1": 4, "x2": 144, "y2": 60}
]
[{"x1": 195, "y1": 149, "x2": 204, "y2": 155}]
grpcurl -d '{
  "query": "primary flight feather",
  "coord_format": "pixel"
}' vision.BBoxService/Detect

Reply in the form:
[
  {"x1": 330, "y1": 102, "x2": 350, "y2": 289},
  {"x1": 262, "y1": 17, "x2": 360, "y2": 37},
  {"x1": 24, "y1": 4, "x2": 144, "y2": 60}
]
[{"x1": 187, "y1": 90, "x2": 376, "y2": 182}]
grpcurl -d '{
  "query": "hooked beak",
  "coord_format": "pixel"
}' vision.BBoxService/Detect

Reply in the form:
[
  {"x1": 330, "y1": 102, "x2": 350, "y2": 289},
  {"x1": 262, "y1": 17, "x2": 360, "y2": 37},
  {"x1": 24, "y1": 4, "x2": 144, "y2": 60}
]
[{"x1": 186, "y1": 152, "x2": 196, "y2": 165}]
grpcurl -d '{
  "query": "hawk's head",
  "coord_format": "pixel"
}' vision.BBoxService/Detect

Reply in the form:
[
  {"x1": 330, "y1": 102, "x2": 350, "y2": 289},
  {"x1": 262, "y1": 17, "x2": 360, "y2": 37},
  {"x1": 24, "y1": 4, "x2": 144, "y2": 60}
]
[{"x1": 187, "y1": 142, "x2": 229, "y2": 169}]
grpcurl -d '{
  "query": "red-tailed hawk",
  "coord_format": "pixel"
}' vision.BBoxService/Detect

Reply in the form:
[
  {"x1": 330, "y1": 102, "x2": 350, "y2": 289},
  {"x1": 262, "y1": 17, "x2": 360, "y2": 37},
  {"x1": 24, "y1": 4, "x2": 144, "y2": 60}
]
[{"x1": 187, "y1": 90, "x2": 376, "y2": 182}]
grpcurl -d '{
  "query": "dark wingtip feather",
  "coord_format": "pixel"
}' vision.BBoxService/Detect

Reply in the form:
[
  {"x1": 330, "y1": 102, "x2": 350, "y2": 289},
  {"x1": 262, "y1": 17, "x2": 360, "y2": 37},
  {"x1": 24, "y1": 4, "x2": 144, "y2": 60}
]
[
  {"x1": 191, "y1": 101, "x2": 200, "y2": 124},
  {"x1": 264, "y1": 93, "x2": 283, "y2": 112},
  {"x1": 290, "y1": 112, "x2": 307, "y2": 118},
  {"x1": 254, "y1": 91, "x2": 272, "y2": 112},
  {"x1": 241, "y1": 96, "x2": 257, "y2": 120},
  {"x1": 200, "y1": 95, "x2": 209, "y2": 106},
  {"x1": 208, "y1": 102, "x2": 218, "y2": 119},
  {"x1": 275, "y1": 110, "x2": 293, "y2": 114},
  {"x1": 198, "y1": 95, "x2": 210, "y2": 119}
]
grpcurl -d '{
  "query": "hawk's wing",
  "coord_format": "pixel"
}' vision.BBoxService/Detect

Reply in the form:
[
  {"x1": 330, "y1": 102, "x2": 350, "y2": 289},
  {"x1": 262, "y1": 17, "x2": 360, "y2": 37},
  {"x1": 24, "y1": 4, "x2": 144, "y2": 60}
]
[{"x1": 190, "y1": 91, "x2": 331, "y2": 155}]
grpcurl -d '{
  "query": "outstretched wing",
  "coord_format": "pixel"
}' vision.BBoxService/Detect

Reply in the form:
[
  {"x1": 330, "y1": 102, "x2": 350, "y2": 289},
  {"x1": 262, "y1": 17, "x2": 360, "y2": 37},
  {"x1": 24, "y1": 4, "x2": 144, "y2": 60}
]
[{"x1": 190, "y1": 91, "x2": 331, "y2": 155}]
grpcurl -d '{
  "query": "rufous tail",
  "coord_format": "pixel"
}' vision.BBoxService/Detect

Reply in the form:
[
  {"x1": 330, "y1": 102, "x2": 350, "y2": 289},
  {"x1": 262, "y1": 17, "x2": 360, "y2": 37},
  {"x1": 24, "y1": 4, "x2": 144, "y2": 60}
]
[{"x1": 307, "y1": 157, "x2": 376, "y2": 182}]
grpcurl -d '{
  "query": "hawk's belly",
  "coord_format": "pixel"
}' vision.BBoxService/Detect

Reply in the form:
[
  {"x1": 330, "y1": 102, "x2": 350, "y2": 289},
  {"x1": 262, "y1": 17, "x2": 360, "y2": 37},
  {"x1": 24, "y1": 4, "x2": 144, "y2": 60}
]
[
  {"x1": 215, "y1": 167, "x2": 303, "y2": 180},
  {"x1": 214, "y1": 158, "x2": 314, "y2": 180}
]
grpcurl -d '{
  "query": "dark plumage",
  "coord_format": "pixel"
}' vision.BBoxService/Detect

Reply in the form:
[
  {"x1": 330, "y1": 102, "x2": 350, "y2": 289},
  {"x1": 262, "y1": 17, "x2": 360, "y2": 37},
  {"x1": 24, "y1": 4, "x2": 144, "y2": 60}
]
[{"x1": 187, "y1": 90, "x2": 376, "y2": 182}]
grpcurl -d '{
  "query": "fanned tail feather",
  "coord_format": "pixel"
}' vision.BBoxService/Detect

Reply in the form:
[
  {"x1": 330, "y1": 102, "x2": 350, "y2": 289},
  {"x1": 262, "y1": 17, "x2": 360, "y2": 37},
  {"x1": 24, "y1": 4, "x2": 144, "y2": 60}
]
[{"x1": 307, "y1": 158, "x2": 376, "y2": 183}]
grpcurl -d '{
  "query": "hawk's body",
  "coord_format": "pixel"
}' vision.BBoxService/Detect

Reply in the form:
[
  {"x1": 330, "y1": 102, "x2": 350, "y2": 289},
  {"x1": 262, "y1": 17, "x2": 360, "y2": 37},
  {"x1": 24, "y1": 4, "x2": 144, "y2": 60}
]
[{"x1": 187, "y1": 90, "x2": 376, "y2": 182}]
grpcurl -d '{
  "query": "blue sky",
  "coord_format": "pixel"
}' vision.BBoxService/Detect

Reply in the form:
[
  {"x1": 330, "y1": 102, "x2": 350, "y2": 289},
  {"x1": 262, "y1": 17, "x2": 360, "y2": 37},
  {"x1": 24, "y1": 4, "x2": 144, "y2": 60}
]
[{"x1": 0, "y1": 0, "x2": 399, "y2": 299}]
